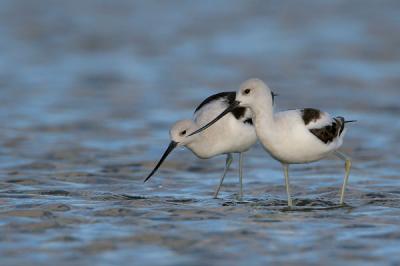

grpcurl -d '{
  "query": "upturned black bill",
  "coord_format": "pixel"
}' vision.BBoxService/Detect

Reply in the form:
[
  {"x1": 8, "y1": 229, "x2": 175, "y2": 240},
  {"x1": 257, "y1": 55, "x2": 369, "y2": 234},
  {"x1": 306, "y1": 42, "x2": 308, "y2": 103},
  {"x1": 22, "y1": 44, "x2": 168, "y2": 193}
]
[{"x1": 144, "y1": 141, "x2": 178, "y2": 182}]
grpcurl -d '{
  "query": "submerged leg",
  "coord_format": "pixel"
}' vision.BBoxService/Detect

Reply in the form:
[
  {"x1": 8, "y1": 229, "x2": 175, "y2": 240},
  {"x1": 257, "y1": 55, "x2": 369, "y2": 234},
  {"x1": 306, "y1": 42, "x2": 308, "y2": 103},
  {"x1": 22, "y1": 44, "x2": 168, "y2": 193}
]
[
  {"x1": 213, "y1": 153, "x2": 233, "y2": 199},
  {"x1": 334, "y1": 150, "x2": 352, "y2": 205},
  {"x1": 238, "y1": 152, "x2": 244, "y2": 200},
  {"x1": 282, "y1": 163, "x2": 293, "y2": 207}
]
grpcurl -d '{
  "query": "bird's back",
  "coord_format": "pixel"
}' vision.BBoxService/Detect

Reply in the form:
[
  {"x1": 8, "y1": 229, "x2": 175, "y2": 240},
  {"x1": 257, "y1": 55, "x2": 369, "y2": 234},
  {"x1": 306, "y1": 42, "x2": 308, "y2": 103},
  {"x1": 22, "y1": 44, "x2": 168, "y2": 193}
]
[
  {"x1": 188, "y1": 92, "x2": 256, "y2": 158},
  {"x1": 257, "y1": 109, "x2": 344, "y2": 163}
]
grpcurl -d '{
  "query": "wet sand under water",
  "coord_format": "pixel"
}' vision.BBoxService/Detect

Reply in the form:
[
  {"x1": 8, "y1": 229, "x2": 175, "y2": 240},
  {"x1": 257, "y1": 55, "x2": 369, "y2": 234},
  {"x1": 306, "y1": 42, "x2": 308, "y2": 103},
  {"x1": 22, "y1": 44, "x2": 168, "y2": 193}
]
[{"x1": 1, "y1": 1, "x2": 400, "y2": 265}]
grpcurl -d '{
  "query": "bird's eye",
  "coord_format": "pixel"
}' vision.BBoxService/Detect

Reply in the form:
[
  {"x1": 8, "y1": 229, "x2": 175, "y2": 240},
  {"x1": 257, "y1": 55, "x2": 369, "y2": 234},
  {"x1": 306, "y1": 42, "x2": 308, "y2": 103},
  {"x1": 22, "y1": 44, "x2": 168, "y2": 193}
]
[
  {"x1": 244, "y1": 88, "x2": 251, "y2": 95},
  {"x1": 180, "y1": 130, "x2": 187, "y2": 136}
]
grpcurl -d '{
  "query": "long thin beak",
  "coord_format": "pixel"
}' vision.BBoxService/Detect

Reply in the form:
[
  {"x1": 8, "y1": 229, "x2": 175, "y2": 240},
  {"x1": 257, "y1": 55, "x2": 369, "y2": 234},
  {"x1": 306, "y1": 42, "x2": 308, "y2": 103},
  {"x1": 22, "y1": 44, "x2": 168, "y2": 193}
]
[
  {"x1": 144, "y1": 141, "x2": 178, "y2": 183},
  {"x1": 188, "y1": 100, "x2": 240, "y2": 137}
]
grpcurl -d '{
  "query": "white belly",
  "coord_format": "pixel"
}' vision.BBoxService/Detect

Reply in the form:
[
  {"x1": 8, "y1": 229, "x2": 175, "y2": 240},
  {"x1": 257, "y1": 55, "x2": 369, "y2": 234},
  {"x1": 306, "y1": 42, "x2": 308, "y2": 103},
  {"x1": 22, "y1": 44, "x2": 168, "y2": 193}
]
[{"x1": 256, "y1": 114, "x2": 342, "y2": 164}]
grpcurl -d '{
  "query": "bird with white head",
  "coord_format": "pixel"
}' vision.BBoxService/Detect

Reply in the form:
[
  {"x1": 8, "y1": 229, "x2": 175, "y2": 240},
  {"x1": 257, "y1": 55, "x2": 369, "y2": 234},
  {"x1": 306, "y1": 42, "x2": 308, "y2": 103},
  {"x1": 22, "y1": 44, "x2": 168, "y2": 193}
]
[
  {"x1": 189, "y1": 78, "x2": 355, "y2": 207},
  {"x1": 144, "y1": 91, "x2": 257, "y2": 200}
]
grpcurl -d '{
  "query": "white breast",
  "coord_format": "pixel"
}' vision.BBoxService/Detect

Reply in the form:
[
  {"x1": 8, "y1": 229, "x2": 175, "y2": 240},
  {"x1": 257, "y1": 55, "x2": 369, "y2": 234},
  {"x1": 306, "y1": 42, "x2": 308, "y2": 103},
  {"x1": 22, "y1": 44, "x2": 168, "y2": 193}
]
[{"x1": 256, "y1": 110, "x2": 341, "y2": 163}]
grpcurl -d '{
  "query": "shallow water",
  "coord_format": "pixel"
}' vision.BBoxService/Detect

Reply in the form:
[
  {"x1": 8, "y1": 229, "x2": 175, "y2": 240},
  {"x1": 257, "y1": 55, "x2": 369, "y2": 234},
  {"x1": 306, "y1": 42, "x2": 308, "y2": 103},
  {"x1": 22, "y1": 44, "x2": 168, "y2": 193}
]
[{"x1": 1, "y1": 1, "x2": 400, "y2": 265}]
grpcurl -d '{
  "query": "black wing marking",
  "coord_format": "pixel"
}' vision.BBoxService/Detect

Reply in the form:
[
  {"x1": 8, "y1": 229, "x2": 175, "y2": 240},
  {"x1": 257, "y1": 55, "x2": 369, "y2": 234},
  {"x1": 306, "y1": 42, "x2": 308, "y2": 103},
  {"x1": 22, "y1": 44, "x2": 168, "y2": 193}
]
[
  {"x1": 338, "y1": 116, "x2": 345, "y2": 135},
  {"x1": 301, "y1": 108, "x2": 322, "y2": 125},
  {"x1": 231, "y1": 107, "x2": 248, "y2": 120},
  {"x1": 244, "y1": 118, "x2": 253, "y2": 125},
  {"x1": 194, "y1": 92, "x2": 235, "y2": 113},
  {"x1": 309, "y1": 117, "x2": 345, "y2": 144},
  {"x1": 194, "y1": 91, "x2": 248, "y2": 120}
]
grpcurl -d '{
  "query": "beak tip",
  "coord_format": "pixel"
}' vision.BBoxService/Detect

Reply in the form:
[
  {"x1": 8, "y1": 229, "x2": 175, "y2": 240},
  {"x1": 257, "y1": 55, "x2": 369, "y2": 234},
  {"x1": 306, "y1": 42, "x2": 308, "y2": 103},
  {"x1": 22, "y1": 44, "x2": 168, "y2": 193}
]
[
  {"x1": 143, "y1": 141, "x2": 178, "y2": 183},
  {"x1": 143, "y1": 175, "x2": 151, "y2": 183}
]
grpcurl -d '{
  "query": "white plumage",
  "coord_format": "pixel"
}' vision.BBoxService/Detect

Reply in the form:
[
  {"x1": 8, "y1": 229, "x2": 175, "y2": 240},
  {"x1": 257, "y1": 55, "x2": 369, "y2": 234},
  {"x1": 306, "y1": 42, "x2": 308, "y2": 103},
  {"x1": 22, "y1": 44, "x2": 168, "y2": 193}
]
[
  {"x1": 190, "y1": 79, "x2": 355, "y2": 207},
  {"x1": 145, "y1": 92, "x2": 257, "y2": 199},
  {"x1": 257, "y1": 109, "x2": 344, "y2": 164}
]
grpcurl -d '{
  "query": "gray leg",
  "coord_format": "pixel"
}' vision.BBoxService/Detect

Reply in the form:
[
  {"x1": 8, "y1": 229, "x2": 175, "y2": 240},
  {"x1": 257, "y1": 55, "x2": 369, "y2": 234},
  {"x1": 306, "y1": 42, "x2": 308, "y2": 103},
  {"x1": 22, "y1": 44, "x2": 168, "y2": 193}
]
[
  {"x1": 213, "y1": 153, "x2": 233, "y2": 199},
  {"x1": 334, "y1": 151, "x2": 352, "y2": 205},
  {"x1": 238, "y1": 152, "x2": 244, "y2": 200},
  {"x1": 282, "y1": 163, "x2": 293, "y2": 207}
]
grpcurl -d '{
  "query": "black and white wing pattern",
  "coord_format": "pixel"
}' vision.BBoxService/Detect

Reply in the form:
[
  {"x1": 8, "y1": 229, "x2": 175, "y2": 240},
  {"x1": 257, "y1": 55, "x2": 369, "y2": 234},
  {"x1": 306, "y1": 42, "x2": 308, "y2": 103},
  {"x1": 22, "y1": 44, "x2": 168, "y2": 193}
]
[
  {"x1": 194, "y1": 92, "x2": 252, "y2": 124},
  {"x1": 301, "y1": 108, "x2": 346, "y2": 144}
]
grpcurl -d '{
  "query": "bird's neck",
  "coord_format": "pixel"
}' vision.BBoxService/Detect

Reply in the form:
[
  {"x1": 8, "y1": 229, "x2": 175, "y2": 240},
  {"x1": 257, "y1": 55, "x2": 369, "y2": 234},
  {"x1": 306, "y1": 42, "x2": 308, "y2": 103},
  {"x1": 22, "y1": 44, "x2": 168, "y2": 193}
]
[
  {"x1": 251, "y1": 102, "x2": 280, "y2": 155},
  {"x1": 252, "y1": 101, "x2": 275, "y2": 128}
]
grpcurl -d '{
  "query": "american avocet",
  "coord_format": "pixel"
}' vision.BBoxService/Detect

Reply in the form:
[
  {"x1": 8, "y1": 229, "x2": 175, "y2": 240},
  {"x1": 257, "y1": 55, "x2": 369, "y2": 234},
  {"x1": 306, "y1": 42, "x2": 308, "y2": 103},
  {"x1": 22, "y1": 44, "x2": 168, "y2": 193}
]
[
  {"x1": 189, "y1": 79, "x2": 355, "y2": 207},
  {"x1": 144, "y1": 92, "x2": 257, "y2": 199}
]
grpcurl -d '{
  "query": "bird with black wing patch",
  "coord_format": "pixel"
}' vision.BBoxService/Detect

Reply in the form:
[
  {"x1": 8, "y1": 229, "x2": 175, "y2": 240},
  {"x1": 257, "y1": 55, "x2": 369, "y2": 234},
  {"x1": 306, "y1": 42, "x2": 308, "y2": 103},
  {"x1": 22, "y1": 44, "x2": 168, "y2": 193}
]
[
  {"x1": 189, "y1": 79, "x2": 356, "y2": 207},
  {"x1": 144, "y1": 91, "x2": 257, "y2": 200}
]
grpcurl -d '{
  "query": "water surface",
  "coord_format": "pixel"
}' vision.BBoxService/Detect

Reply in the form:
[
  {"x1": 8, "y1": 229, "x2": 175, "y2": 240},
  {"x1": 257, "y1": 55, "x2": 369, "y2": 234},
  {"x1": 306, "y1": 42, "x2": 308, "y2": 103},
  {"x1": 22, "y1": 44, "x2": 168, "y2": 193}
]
[{"x1": 1, "y1": 1, "x2": 400, "y2": 265}]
